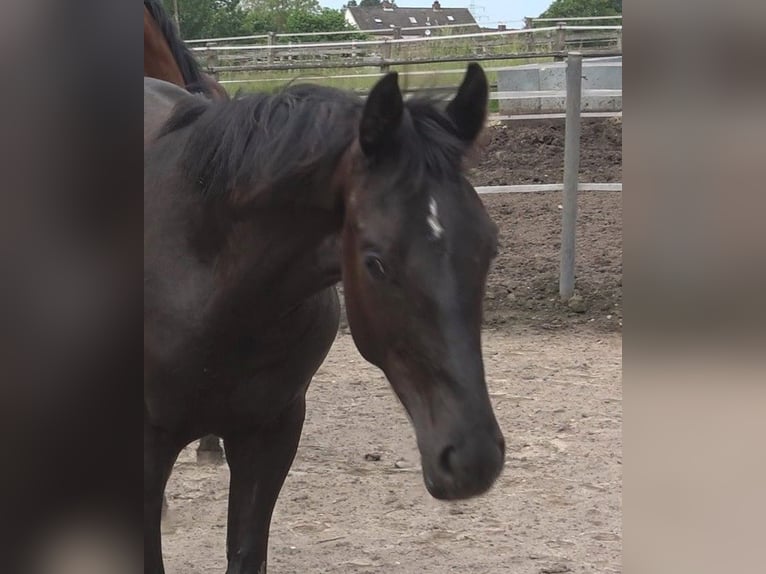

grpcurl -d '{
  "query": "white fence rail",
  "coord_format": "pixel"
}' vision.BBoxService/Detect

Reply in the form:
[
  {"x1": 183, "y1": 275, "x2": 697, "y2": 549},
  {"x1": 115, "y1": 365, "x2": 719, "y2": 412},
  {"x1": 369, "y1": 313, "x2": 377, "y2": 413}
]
[{"x1": 184, "y1": 22, "x2": 482, "y2": 45}]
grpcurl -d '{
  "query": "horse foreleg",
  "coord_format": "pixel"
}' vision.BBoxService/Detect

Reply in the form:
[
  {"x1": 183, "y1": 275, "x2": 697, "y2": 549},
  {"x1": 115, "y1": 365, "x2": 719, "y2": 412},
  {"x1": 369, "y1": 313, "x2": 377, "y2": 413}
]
[
  {"x1": 144, "y1": 422, "x2": 182, "y2": 574},
  {"x1": 197, "y1": 433, "x2": 225, "y2": 464},
  {"x1": 223, "y1": 397, "x2": 306, "y2": 574}
]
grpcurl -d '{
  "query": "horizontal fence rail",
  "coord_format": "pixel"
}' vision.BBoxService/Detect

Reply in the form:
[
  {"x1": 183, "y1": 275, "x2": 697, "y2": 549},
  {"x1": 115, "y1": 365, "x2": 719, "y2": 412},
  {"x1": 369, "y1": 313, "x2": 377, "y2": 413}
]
[
  {"x1": 184, "y1": 18, "x2": 622, "y2": 46},
  {"x1": 185, "y1": 22, "x2": 485, "y2": 45}
]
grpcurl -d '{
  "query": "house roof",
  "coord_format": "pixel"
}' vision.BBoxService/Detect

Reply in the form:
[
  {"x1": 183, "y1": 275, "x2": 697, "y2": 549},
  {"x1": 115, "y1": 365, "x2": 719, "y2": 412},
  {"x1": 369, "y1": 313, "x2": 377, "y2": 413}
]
[{"x1": 346, "y1": 6, "x2": 479, "y2": 36}]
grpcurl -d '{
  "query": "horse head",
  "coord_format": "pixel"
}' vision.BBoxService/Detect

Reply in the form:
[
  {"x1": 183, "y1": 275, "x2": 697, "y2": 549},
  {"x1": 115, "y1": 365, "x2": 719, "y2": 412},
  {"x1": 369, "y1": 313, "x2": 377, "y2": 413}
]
[{"x1": 342, "y1": 64, "x2": 504, "y2": 500}]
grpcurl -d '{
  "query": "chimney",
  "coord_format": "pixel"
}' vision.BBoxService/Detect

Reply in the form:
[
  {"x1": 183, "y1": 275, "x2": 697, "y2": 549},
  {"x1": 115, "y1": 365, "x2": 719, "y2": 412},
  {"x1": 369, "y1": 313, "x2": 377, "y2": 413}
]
[{"x1": 432, "y1": 1, "x2": 441, "y2": 10}]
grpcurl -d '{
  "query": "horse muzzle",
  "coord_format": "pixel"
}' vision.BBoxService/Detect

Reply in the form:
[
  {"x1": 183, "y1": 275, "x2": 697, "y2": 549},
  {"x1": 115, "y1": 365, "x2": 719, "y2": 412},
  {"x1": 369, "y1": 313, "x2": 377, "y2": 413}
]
[{"x1": 421, "y1": 428, "x2": 505, "y2": 500}]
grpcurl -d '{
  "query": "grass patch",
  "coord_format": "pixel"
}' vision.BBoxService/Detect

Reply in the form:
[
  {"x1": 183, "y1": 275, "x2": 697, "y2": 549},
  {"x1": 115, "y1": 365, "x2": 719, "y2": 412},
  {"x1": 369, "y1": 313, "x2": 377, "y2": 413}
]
[{"x1": 219, "y1": 56, "x2": 554, "y2": 97}]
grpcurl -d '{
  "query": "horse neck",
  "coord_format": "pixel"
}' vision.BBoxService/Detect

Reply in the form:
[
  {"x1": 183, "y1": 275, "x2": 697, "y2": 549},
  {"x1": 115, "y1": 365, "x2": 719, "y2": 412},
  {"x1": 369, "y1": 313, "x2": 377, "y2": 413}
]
[
  {"x1": 207, "y1": 205, "x2": 343, "y2": 321},
  {"x1": 160, "y1": 89, "x2": 360, "y2": 312},
  {"x1": 208, "y1": 145, "x2": 354, "y2": 314}
]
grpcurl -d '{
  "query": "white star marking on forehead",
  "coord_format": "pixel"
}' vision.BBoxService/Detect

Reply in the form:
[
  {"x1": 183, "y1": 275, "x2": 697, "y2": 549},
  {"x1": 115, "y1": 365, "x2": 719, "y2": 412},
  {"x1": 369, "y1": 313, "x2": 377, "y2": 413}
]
[{"x1": 427, "y1": 196, "x2": 444, "y2": 239}]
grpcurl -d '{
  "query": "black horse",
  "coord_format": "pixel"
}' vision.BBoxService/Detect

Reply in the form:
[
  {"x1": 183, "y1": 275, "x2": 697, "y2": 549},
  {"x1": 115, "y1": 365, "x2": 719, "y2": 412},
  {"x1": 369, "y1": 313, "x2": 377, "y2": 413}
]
[
  {"x1": 144, "y1": 64, "x2": 504, "y2": 574},
  {"x1": 144, "y1": 0, "x2": 227, "y2": 465}
]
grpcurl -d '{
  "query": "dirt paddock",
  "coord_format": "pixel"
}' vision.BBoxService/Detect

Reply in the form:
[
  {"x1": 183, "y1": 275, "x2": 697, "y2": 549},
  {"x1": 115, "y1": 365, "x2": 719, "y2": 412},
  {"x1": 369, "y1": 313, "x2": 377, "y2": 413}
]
[{"x1": 162, "y1": 119, "x2": 623, "y2": 573}]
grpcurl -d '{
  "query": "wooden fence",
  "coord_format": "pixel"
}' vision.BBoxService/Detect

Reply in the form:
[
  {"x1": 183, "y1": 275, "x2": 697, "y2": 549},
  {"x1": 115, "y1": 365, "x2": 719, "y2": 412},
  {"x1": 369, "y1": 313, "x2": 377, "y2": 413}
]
[{"x1": 192, "y1": 24, "x2": 622, "y2": 77}]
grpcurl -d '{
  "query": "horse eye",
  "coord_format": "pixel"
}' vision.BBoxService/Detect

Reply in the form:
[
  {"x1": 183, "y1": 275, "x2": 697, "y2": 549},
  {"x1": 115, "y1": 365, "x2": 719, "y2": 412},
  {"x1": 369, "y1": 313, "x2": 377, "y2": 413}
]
[{"x1": 364, "y1": 254, "x2": 386, "y2": 280}]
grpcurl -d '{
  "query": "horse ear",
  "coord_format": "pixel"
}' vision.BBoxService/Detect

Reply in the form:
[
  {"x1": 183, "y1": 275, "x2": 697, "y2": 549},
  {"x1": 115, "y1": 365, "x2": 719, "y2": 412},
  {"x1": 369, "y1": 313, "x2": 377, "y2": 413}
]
[
  {"x1": 446, "y1": 63, "x2": 488, "y2": 143},
  {"x1": 359, "y1": 72, "x2": 403, "y2": 157}
]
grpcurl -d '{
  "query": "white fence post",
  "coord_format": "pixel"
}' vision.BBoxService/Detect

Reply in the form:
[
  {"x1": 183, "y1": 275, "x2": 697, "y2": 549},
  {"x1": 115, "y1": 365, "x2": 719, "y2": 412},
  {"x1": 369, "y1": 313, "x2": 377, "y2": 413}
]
[
  {"x1": 554, "y1": 22, "x2": 566, "y2": 61},
  {"x1": 205, "y1": 42, "x2": 219, "y2": 80},
  {"x1": 559, "y1": 52, "x2": 583, "y2": 302},
  {"x1": 267, "y1": 31, "x2": 275, "y2": 65}
]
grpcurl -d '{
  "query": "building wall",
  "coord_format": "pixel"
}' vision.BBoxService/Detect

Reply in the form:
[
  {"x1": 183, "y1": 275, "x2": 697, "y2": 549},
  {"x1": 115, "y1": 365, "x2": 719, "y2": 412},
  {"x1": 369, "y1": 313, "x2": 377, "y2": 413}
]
[{"x1": 344, "y1": 9, "x2": 357, "y2": 29}]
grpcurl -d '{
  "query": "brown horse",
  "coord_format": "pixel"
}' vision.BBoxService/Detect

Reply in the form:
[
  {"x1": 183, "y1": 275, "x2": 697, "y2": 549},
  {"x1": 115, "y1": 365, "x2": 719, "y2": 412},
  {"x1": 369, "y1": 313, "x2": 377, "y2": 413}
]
[
  {"x1": 144, "y1": 64, "x2": 504, "y2": 573},
  {"x1": 143, "y1": 0, "x2": 228, "y2": 101}
]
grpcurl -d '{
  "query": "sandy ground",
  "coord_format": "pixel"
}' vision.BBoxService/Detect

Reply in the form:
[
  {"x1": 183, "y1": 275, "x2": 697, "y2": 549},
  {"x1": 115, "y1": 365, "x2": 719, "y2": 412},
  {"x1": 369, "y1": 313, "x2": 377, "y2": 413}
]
[
  {"x1": 161, "y1": 118, "x2": 622, "y2": 573},
  {"x1": 162, "y1": 328, "x2": 621, "y2": 574}
]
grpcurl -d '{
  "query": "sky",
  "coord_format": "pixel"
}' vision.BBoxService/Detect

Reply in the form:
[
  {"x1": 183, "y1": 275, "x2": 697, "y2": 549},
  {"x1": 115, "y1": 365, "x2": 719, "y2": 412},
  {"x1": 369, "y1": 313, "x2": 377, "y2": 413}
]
[{"x1": 322, "y1": 1, "x2": 555, "y2": 28}]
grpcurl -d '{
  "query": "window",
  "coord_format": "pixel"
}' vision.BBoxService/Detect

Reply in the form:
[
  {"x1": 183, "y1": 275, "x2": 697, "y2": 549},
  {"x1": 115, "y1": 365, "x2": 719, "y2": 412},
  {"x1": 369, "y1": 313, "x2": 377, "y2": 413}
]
[
  {"x1": 447, "y1": 15, "x2": 455, "y2": 22},
  {"x1": 409, "y1": 17, "x2": 418, "y2": 24}
]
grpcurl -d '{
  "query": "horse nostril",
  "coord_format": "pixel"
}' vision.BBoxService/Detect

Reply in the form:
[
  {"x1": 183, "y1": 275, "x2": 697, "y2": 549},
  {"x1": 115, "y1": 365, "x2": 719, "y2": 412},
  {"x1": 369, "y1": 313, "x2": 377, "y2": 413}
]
[{"x1": 438, "y1": 445, "x2": 456, "y2": 475}]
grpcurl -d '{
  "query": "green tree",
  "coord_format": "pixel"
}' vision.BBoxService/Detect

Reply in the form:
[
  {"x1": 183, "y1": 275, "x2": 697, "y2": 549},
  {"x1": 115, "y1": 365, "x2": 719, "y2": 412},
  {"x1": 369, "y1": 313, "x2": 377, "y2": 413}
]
[
  {"x1": 285, "y1": 8, "x2": 357, "y2": 41},
  {"x1": 205, "y1": 0, "x2": 251, "y2": 36},
  {"x1": 163, "y1": 0, "x2": 252, "y2": 39},
  {"x1": 164, "y1": 0, "x2": 359, "y2": 40},
  {"x1": 243, "y1": 0, "x2": 322, "y2": 33},
  {"x1": 538, "y1": 0, "x2": 621, "y2": 26},
  {"x1": 243, "y1": 0, "x2": 320, "y2": 9},
  {"x1": 359, "y1": 0, "x2": 381, "y2": 7}
]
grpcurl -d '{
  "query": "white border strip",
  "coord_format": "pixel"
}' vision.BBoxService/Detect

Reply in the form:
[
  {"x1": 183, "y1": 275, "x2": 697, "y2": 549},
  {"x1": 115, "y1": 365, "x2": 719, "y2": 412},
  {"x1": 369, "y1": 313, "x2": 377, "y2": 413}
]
[
  {"x1": 491, "y1": 89, "x2": 622, "y2": 100},
  {"x1": 476, "y1": 183, "x2": 621, "y2": 194},
  {"x1": 490, "y1": 112, "x2": 622, "y2": 121}
]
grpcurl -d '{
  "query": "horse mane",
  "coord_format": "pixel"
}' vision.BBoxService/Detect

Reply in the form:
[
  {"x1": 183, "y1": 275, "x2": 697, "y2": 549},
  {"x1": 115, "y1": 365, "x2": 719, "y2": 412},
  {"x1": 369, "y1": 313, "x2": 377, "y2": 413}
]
[
  {"x1": 159, "y1": 84, "x2": 362, "y2": 200},
  {"x1": 399, "y1": 98, "x2": 471, "y2": 183},
  {"x1": 158, "y1": 84, "x2": 472, "y2": 201},
  {"x1": 144, "y1": 0, "x2": 212, "y2": 97}
]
